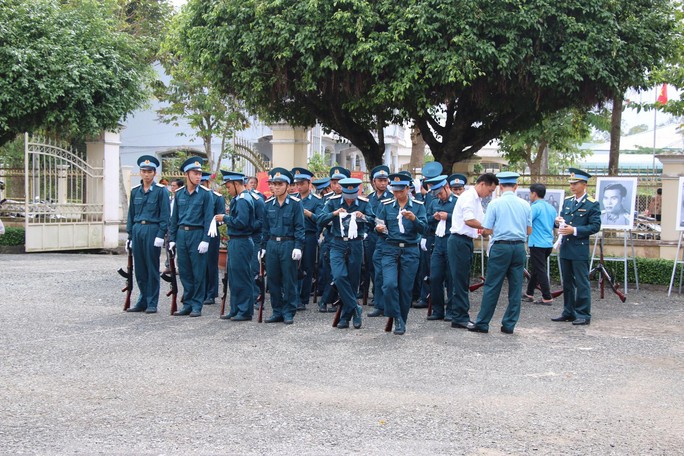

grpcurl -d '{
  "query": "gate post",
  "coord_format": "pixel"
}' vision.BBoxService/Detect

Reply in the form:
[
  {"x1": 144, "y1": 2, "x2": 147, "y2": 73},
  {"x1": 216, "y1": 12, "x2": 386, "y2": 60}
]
[
  {"x1": 86, "y1": 131, "x2": 121, "y2": 249},
  {"x1": 269, "y1": 122, "x2": 309, "y2": 169}
]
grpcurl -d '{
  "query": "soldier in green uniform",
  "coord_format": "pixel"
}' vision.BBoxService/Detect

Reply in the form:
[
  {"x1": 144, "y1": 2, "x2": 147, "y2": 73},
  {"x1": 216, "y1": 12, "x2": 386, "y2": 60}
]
[
  {"x1": 169, "y1": 157, "x2": 214, "y2": 317},
  {"x1": 366, "y1": 165, "x2": 393, "y2": 318},
  {"x1": 125, "y1": 155, "x2": 170, "y2": 314},
  {"x1": 201, "y1": 172, "x2": 226, "y2": 306},
  {"x1": 552, "y1": 168, "x2": 601, "y2": 326}
]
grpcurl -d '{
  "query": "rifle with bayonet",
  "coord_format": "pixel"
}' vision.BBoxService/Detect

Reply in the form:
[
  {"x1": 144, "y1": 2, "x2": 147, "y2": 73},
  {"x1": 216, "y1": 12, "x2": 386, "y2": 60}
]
[
  {"x1": 220, "y1": 250, "x2": 229, "y2": 317},
  {"x1": 589, "y1": 240, "x2": 627, "y2": 302},
  {"x1": 161, "y1": 245, "x2": 178, "y2": 315},
  {"x1": 522, "y1": 269, "x2": 563, "y2": 299},
  {"x1": 118, "y1": 241, "x2": 133, "y2": 311},
  {"x1": 257, "y1": 256, "x2": 266, "y2": 322}
]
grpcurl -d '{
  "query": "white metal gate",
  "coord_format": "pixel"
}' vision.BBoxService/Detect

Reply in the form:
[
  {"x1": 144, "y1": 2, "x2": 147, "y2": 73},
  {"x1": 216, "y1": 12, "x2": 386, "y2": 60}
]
[{"x1": 24, "y1": 134, "x2": 104, "y2": 251}]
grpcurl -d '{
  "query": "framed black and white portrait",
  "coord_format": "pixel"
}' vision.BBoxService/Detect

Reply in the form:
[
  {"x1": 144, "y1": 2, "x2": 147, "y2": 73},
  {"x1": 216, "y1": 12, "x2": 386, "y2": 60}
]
[
  {"x1": 676, "y1": 177, "x2": 684, "y2": 231},
  {"x1": 516, "y1": 188, "x2": 564, "y2": 215},
  {"x1": 596, "y1": 177, "x2": 638, "y2": 230}
]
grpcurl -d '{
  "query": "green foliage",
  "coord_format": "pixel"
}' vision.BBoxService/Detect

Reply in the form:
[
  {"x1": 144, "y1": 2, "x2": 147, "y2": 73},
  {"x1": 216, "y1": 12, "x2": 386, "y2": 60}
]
[
  {"x1": 474, "y1": 253, "x2": 673, "y2": 286},
  {"x1": 0, "y1": 226, "x2": 25, "y2": 246},
  {"x1": 307, "y1": 153, "x2": 334, "y2": 178},
  {"x1": 627, "y1": 124, "x2": 650, "y2": 136},
  {"x1": 0, "y1": 0, "x2": 154, "y2": 146},
  {"x1": 0, "y1": 135, "x2": 24, "y2": 167},
  {"x1": 499, "y1": 109, "x2": 593, "y2": 176},
  {"x1": 180, "y1": 0, "x2": 678, "y2": 171},
  {"x1": 155, "y1": 10, "x2": 249, "y2": 176}
]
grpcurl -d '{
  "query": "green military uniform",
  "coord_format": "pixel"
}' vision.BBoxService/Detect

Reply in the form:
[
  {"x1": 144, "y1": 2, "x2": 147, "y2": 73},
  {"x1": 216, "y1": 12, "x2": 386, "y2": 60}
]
[{"x1": 557, "y1": 171, "x2": 601, "y2": 324}]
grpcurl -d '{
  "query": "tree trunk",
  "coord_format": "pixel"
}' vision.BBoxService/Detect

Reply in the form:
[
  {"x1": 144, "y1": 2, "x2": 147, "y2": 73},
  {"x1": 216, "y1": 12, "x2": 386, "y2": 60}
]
[
  {"x1": 409, "y1": 126, "x2": 426, "y2": 173},
  {"x1": 608, "y1": 94, "x2": 623, "y2": 176}
]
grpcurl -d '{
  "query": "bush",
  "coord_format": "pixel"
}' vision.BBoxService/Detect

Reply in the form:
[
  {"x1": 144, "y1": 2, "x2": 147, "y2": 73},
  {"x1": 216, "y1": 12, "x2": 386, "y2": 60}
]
[
  {"x1": 472, "y1": 252, "x2": 674, "y2": 286},
  {"x1": 0, "y1": 226, "x2": 25, "y2": 246}
]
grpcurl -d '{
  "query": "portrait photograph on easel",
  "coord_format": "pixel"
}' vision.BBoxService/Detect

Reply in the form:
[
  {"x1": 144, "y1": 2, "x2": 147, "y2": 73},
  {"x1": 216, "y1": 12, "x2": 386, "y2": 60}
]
[
  {"x1": 676, "y1": 176, "x2": 684, "y2": 231},
  {"x1": 516, "y1": 188, "x2": 565, "y2": 215},
  {"x1": 596, "y1": 177, "x2": 638, "y2": 230}
]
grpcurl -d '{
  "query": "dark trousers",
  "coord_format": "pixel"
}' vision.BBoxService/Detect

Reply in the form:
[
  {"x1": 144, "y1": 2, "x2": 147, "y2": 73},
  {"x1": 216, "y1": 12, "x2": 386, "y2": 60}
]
[
  {"x1": 229, "y1": 237, "x2": 255, "y2": 318},
  {"x1": 329, "y1": 238, "x2": 363, "y2": 321},
  {"x1": 448, "y1": 234, "x2": 474, "y2": 324},
  {"x1": 526, "y1": 247, "x2": 552, "y2": 300},
  {"x1": 298, "y1": 232, "x2": 317, "y2": 305},
  {"x1": 429, "y1": 235, "x2": 453, "y2": 318},
  {"x1": 131, "y1": 223, "x2": 162, "y2": 310},
  {"x1": 381, "y1": 244, "x2": 420, "y2": 323},
  {"x1": 474, "y1": 242, "x2": 525, "y2": 331},
  {"x1": 560, "y1": 258, "x2": 592, "y2": 320},
  {"x1": 266, "y1": 239, "x2": 298, "y2": 319}
]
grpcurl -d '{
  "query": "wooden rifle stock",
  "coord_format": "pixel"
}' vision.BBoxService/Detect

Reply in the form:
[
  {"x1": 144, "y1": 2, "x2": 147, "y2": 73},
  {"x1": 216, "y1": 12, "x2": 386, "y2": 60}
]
[
  {"x1": 166, "y1": 247, "x2": 178, "y2": 315},
  {"x1": 257, "y1": 257, "x2": 265, "y2": 322},
  {"x1": 384, "y1": 316, "x2": 393, "y2": 332},
  {"x1": 118, "y1": 246, "x2": 133, "y2": 311},
  {"x1": 469, "y1": 277, "x2": 485, "y2": 292},
  {"x1": 312, "y1": 244, "x2": 319, "y2": 305},
  {"x1": 596, "y1": 242, "x2": 627, "y2": 303},
  {"x1": 219, "y1": 251, "x2": 229, "y2": 317}
]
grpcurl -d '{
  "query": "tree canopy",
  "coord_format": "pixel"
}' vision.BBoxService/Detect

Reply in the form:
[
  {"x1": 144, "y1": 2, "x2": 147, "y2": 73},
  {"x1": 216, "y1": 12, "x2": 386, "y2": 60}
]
[
  {"x1": 180, "y1": 0, "x2": 678, "y2": 171},
  {"x1": 0, "y1": 0, "x2": 156, "y2": 146}
]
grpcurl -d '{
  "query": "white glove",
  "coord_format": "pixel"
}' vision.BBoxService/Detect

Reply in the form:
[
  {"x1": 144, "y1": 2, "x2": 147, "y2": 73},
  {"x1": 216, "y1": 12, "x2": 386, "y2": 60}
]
[
  {"x1": 397, "y1": 211, "x2": 405, "y2": 233},
  {"x1": 258, "y1": 249, "x2": 266, "y2": 261},
  {"x1": 125, "y1": 240, "x2": 132, "y2": 253},
  {"x1": 292, "y1": 248, "x2": 302, "y2": 261},
  {"x1": 420, "y1": 238, "x2": 428, "y2": 251},
  {"x1": 318, "y1": 234, "x2": 324, "y2": 245},
  {"x1": 435, "y1": 219, "x2": 447, "y2": 237},
  {"x1": 168, "y1": 242, "x2": 176, "y2": 255},
  {"x1": 347, "y1": 215, "x2": 358, "y2": 239},
  {"x1": 208, "y1": 218, "x2": 218, "y2": 238},
  {"x1": 153, "y1": 237, "x2": 164, "y2": 248},
  {"x1": 339, "y1": 212, "x2": 349, "y2": 237},
  {"x1": 198, "y1": 241, "x2": 209, "y2": 254}
]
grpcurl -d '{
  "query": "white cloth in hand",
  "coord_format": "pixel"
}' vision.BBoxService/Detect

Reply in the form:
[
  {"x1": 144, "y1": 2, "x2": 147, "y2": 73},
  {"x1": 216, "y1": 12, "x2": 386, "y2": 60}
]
[
  {"x1": 258, "y1": 249, "x2": 266, "y2": 261},
  {"x1": 397, "y1": 211, "x2": 405, "y2": 234},
  {"x1": 291, "y1": 248, "x2": 302, "y2": 261},
  {"x1": 198, "y1": 241, "x2": 209, "y2": 254},
  {"x1": 208, "y1": 218, "x2": 218, "y2": 238},
  {"x1": 420, "y1": 238, "x2": 428, "y2": 251},
  {"x1": 435, "y1": 219, "x2": 447, "y2": 237},
  {"x1": 125, "y1": 240, "x2": 132, "y2": 253},
  {"x1": 339, "y1": 212, "x2": 349, "y2": 237},
  {"x1": 347, "y1": 214, "x2": 358, "y2": 239},
  {"x1": 168, "y1": 242, "x2": 176, "y2": 254},
  {"x1": 553, "y1": 223, "x2": 566, "y2": 250},
  {"x1": 153, "y1": 237, "x2": 164, "y2": 248}
]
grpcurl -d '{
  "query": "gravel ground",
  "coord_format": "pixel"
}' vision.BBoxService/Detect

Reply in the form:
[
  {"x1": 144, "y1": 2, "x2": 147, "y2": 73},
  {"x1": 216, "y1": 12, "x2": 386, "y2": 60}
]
[{"x1": 0, "y1": 252, "x2": 682, "y2": 455}]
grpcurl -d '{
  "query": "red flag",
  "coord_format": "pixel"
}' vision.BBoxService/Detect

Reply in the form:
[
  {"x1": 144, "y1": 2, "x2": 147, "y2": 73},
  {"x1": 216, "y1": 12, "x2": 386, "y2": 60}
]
[{"x1": 657, "y1": 84, "x2": 668, "y2": 104}]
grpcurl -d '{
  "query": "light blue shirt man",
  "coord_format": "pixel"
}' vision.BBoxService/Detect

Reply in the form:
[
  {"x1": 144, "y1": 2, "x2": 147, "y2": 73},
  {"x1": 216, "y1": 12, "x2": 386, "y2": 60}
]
[
  {"x1": 528, "y1": 199, "x2": 556, "y2": 248},
  {"x1": 482, "y1": 191, "x2": 531, "y2": 242}
]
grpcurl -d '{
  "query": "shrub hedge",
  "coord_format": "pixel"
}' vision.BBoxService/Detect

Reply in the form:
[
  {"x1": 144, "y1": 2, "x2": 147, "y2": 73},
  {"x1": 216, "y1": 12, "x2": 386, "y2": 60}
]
[
  {"x1": 0, "y1": 226, "x2": 25, "y2": 246},
  {"x1": 472, "y1": 253, "x2": 675, "y2": 286}
]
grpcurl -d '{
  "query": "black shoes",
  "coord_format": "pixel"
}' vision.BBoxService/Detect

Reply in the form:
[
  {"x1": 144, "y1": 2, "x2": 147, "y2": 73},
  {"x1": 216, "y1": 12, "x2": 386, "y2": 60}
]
[
  {"x1": 426, "y1": 314, "x2": 444, "y2": 321},
  {"x1": 551, "y1": 315, "x2": 576, "y2": 322},
  {"x1": 337, "y1": 320, "x2": 349, "y2": 329},
  {"x1": 265, "y1": 315, "x2": 284, "y2": 323},
  {"x1": 231, "y1": 315, "x2": 252, "y2": 322},
  {"x1": 126, "y1": 307, "x2": 145, "y2": 313},
  {"x1": 189, "y1": 311, "x2": 201, "y2": 317},
  {"x1": 173, "y1": 309, "x2": 191, "y2": 316},
  {"x1": 352, "y1": 305, "x2": 362, "y2": 329},
  {"x1": 367, "y1": 309, "x2": 383, "y2": 317},
  {"x1": 144, "y1": 308, "x2": 157, "y2": 314},
  {"x1": 522, "y1": 294, "x2": 534, "y2": 303},
  {"x1": 466, "y1": 322, "x2": 488, "y2": 333},
  {"x1": 500, "y1": 326, "x2": 514, "y2": 334},
  {"x1": 451, "y1": 321, "x2": 472, "y2": 329},
  {"x1": 572, "y1": 318, "x2": 590, "y2": 326},
  {"x1": 203, "y1": 298, "x2": 215, "y2": 305},
  {"x1": 283, "y1": 318, "x2": 294, "y2": 325},
  {"x1": 412, "y1": 301, "x2": 428, "y2": 309}
]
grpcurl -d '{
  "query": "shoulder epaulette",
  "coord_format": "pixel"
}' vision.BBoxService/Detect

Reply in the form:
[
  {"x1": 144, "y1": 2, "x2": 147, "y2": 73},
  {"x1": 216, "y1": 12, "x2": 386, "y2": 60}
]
[
  {"x1": 358, "y1": 195, "x2": 369, "y2": 202},
  {"x1": 251, "y1": 192, "x2": 260, "y2": 200},
  {"x1": 587, "y1": 196, "x2": 596, "y2": 203},
  {"x1": 380, "y1": 197, "x2": 393, "y2": 203},
  {"x1": 155, "y1": 183, "x2": 166, "y2": 188},
  {"x1": 329, "y1": 194, "x2": 342, "y2": 200},
  {"x1": 132, "y1": 184, "x2": 141, "y2": 189},
  {"x1": 176, "y1": 186, "x2": 185, "y2": 192},
  {"x1": 238, "y1": 193, "x2": 245, "y2": 199},
  {"x1": 565, "y1": 195, "x2": 573, "y2": 200},
  {"x1": 413, "y1": 199, "x2": 425, "y2": 205},
  {"x1": 265, "y1": 196, "x2": 275, "y2": 203},
  {"x1": 383, "y1": 198, "x2": 396, "y2": 205},
  {"x1": 312, "y1": 193, "x2": 322, "y2": 199},
  {"x1": 199, "y1": 185, "x2": 210, "y2": 191},
  {"x1": 289, "y1": 195, "x2": 301, "y2": 202},
  {"x1": 213, "y1": 190, "x2": 222, "y2": 197},
  {"x1": 324, "y1": 192, "x2": 334, "y2": 198}
]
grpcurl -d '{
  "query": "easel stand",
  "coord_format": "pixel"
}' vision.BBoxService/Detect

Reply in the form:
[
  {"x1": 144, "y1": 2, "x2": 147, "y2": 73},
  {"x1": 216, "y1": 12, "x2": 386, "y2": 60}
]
[
  {"x1": 589, "y1": 230, "x2": 639, "y2": 294},
  {"x1": 668, "y1": 232, "x2": 684, "y2": 296}
]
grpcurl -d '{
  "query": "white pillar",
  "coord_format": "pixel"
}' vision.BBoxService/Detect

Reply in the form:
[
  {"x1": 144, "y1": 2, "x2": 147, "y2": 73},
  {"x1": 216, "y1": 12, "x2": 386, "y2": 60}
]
[{"x1": 86, "y1": 131, "x2": 121, "y2": 249}]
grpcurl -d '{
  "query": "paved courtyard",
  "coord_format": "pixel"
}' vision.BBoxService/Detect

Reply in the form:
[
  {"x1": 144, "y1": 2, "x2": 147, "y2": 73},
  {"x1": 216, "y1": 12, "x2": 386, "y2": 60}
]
[{"x1": 1, "y1": 253, "x2": 682, "y2": 455}]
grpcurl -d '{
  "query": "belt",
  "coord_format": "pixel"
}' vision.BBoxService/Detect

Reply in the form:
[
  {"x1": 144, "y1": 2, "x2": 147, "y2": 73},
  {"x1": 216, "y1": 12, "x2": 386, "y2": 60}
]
[
  {"x1": 335, "y1": 236, "x2": 362, "y2": 242},
  {"x1": 453, "y1": 233, "x2": 474, "y2": 240},
  {"x1": 179, "y1": 225, "x2": 203, "y2": 231},
  {"x1": 137, "y1": 221, "x2": 158, "y2": 225},
  {"x1": 270, "y1": 236, "x2": 294, "y2": 242},
  {"x1": 228, "y1": 234, "x2": 250, "y2": 239},
  {"x1": 494, "y1": 240, "x2": 524, "y2": 245},
  {"x1": 387, "y1": 241, "x2": 418, "y2": 248}
]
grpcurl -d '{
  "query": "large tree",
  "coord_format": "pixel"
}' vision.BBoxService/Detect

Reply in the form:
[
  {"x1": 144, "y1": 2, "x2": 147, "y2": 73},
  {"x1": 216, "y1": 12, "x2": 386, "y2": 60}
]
[
  {"x1": 180, "y1": 0, "x2": 678, "y2": 171},
  {"x1": 0, "y1": 0, "x2": 154, "y2": 146}
]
